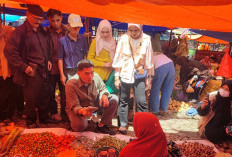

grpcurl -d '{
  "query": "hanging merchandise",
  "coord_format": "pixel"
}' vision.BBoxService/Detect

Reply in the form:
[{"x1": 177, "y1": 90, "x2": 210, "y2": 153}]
[{"x1": 216, "y1": 52, "x2": 232, "y2": 78}]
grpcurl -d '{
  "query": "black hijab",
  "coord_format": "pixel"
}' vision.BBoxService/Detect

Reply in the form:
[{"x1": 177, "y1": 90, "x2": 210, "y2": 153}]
[{"x1": 212, "y1": 80, "x2": 232, "y2": 125}]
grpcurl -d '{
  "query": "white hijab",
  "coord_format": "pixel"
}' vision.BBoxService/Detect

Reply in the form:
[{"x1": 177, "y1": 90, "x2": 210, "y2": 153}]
[
  {"x1": 96, "y1": 20, "x2": 116, "y2": 60},
  {"x1": 127, "y1": 23, "x2": 143, "y2": 39}
]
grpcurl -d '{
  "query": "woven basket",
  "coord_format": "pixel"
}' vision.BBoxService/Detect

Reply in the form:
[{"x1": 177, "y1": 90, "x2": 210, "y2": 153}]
[{"x1": 199, "y1": 80, "x2": 222, "y2": 101}]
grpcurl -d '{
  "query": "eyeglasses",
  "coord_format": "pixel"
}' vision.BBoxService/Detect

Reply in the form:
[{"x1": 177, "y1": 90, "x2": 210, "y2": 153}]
[{"x1": 29, "y1": 12, "x2": 44, "y2": 22}]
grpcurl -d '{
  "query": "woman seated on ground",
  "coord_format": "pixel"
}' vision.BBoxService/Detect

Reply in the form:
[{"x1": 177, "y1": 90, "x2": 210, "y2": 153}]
[
  {"x1": 197, "y1": 80, "x2": 232, "y2": 144},
  {"x1": 175, "y1": 56, "x2": 209, "y2": 85},
  {"x1": 119, "y1": 112, "x2": 168, "y2": 157}
]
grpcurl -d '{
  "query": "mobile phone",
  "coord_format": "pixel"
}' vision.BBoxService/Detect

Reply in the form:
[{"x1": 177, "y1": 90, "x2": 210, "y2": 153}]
[{"x1": 205, "y1": 93, "x2": 211, "y2": 106}]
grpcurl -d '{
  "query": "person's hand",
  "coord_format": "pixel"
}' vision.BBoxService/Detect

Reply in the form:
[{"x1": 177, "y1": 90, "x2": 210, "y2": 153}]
[
  {"x1": 84, "y1": 32, "x2": 92, "y2": 37},
  {"x1": 115, "y1": 79, "x2": 121, "y2": 89},
  {"x1": 187, "y1": 79, "x2": 192, "y2": 84},
  {"x1": 201, "y1": 97, "x2": 209, "y2": 110},
  {"x1": 104, "y1": 62, "x2": 112, "y2": 67},
  {"x1": 174, "y1": 77, "x2": 179, "y2": 86},
  {"x1": 100, "y1": 94, "x2": 109, "y2": 108},
  {"x1": 48, "y1": 61, "x2": 52, "y2": 71},
  {"x1": 225, "y1": 126, "x2": 232, "y2": 136},
  {"x1": 145, "y1": 78, "x2": 150, "y2": 90},
  {"x1": 79, "y1": 108, "x2": 93, "y2": 118},
  {"x1": 60, "y1": 74, "x2": 66, "y2": 86}
]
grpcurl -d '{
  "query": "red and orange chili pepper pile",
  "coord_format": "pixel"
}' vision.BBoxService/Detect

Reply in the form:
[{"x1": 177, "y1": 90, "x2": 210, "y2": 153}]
[{"x1": 8, "y1": 132, "x2": 75, "y2": 156}]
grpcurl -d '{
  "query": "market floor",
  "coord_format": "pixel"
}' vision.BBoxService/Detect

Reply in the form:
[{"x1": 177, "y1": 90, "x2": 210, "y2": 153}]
[{"x1": 12, "y1": 110, "x2": 201, "y2": 141}]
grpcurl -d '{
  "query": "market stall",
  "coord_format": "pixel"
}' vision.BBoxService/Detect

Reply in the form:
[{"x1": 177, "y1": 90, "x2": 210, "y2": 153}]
[{"x1": 1, "y1": 125, "x2": 229, "y2": 157}]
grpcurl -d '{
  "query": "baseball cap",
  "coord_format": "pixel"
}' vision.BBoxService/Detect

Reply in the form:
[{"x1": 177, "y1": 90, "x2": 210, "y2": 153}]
[
  {"x1": 68, "y1": 14, "x2": 83, "y2": 27},
  {"x1": 27, "y1": 5, "x2": 44, "y2": 18}
]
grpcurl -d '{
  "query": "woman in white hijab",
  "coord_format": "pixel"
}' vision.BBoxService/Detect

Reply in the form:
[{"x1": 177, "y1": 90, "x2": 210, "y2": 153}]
[
  {"x1": 87, "y1": 19, "x2": 116, "y2": 81},
  {"x1": 112, "y1": 23, "x2": 153, "y2": 134}
]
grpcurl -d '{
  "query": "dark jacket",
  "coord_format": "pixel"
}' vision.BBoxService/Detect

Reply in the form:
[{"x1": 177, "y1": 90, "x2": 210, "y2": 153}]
[
  {"x1": 4, "y1": 20, "x2": 52, "y2": 86},
  {"x1": 44, "y1": 24, "x2": 68, "y2": 74}
]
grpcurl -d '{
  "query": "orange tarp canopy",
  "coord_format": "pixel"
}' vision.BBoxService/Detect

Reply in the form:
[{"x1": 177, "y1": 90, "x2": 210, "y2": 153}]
[
  {"x1": 2, "y1": 0, "x2": 232, "y2": 32},
  {"x1": 186, "y1": 35, "x2": 229, "y2": 44}
]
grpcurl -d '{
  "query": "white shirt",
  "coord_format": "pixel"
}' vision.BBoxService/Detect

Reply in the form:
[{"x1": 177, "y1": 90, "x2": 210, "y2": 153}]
[{"x1": 112, "y1": 34, "x2": 153, "y2": 83}]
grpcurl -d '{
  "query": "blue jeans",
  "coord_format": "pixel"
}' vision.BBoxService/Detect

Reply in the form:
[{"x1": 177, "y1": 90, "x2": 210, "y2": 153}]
[{"x1": 149, "y1": 62, "x2": 175, "y2": 112}]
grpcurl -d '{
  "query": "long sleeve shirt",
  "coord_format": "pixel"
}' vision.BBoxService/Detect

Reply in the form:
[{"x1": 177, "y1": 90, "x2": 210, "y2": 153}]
[
  {"x1": 57, "y1": 34, "x2": 88, "y2": 69},
  {"x1": 87, "y1": 39, "x2": 113, "y2": 81},
  {"x1": 197, "y1": 91, "x2": 217, "y2": 116},
  {"x1": 4, "y1": 20, "x2": 52, "y2": 78},
  {"x1": 65, "y1": 73, "x2": 110, "y2": 113},
  {"x1": 112, "y1": 33, "x2": 153, "y2": 83}
]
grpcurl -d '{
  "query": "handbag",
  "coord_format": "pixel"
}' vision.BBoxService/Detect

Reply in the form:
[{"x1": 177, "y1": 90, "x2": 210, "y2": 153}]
[
  {"x1": 129, "y1": 39, "x2": 147, "y2": 80},
  {"x1": 134, "y1": 69, "x2": 147, "y2": 80}
]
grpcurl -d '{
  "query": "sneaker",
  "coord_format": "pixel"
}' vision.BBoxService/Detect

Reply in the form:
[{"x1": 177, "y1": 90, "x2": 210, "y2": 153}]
[
  {"x1": 118, "y1": 127, "x2": 127, "y2": 135},
  {"x1": 97, "y1": 125, "x2": 116, "y2": 135},
  {"x1": 151, "y1": 112, "x2": 160, "y2": 116},
  {"x1": 119, "y1": 130, "x2": 127, "y2": 135},
  {"x1": 159, "y1": 111, "x2": 166, "y2": 116},
  {"x1": 51, "y1": 114, "x2": 62, "y2": 122}
]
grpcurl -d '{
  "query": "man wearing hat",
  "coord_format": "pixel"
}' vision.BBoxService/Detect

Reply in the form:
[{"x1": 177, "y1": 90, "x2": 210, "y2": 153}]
[
  {"x1": 4, "y1": 5, "x2": 54, "y2": 128},
  {"x1": 57, "y1": 13, "x2": 88, "y2": 86}
]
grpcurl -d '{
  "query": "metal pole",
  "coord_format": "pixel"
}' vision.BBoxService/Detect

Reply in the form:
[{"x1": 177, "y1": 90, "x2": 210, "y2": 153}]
[
  {"x1": 229, "y1": 42, "x2": 232, "y2": 56},
  {"x1": 3, "y1": 3, "x2": 5, "y2": 25},
  {"x1": 168, "y1": 29, "x2": 173, "y2": 55},
  {"x1": 0, "y1": 4, "x2": 2, "y2": 23}
]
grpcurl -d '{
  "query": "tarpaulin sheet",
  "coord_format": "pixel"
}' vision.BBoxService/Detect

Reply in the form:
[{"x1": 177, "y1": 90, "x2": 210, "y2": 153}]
[{"x1": 1, "y1": 0, "x2": 232, "y2": 32}]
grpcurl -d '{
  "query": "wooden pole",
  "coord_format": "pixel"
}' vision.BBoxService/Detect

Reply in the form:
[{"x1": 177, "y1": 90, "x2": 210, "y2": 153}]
[{"x1": 85, "y1": 17, "x2": 90, "y2": 46}]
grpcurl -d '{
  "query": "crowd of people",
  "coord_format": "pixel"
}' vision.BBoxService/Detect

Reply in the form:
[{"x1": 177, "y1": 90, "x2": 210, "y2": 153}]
[
  {"x1": 0, "y1": 4, "x2": 231, "y2": 154},
  {"x1": 0, "y1": 5, "x2": 163, "y2": 134}
]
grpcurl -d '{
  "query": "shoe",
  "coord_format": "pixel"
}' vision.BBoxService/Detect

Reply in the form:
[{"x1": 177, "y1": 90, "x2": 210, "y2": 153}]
[
  {"x1": 159, "y1": 111, "x2": 166, "y2": 116},
  {"x1": 118, "y1": 127, "x2": 127, "y2": 135},
  {"x1": 51, "y1": 114, "x2": 62, "y2": 122},
  {"x1": 97, "y1": 125, "x2": 116, "y2": 135},
  {"x1": 151, "y1": 112, "x2": 160, "y2": 116},
  {"x1": 119, "y1": 130, "x2": 127, "y2": 135}
]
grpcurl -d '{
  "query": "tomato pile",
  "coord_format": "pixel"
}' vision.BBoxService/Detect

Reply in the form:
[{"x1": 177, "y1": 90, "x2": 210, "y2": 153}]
[{"x1": 8, "y1": 132, "x2": 75, "y2": 156}]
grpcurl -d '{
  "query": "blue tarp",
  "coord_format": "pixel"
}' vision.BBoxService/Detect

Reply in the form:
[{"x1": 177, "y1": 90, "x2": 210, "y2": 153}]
[
  {"x1": 1, "y1": 14, "x2": 21, "y2": 22},
  {"x1": 190, "y1": 29, "x2": 232, "y2": 43}
]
